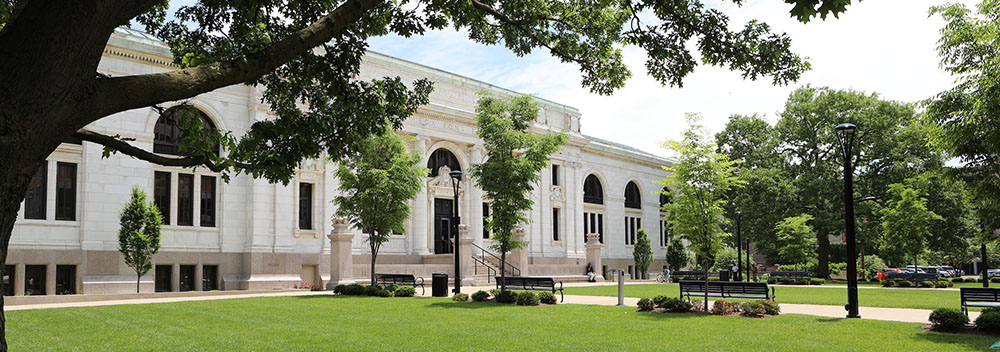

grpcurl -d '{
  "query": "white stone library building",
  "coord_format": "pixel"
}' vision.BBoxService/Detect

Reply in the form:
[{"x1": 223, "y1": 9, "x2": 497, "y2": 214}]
[{"x1": 5, "y1": 28, "x2": 674, "y2": 295}]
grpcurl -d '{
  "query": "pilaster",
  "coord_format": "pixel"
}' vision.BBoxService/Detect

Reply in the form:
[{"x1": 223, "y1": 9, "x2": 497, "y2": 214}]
[{"x1": 326, "y1": 218, "x2": 356, "y2": 289}]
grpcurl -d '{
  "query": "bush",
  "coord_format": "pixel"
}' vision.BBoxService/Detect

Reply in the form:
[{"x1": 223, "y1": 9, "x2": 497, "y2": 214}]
[
  {"x1": 809, "y1": 278, "x2": 825, "y2": 285},
  {"x1": 384, "y1": 284, "x2": 399, "y2": 293},
  {"x1": 936, "y1": 280, "x2": 953, "y2": 288},
  {"x1": 712, "y1": 300, "x2": 735, "y2": 315},
  {"x1": 343, "y1": 283, "x2": 366, "y2": 295},
  {"x1": 881, "y1": 280, "x2": 894, "y2": 287},
  {"x1": 953, "y1": 277, "x2": 965, "y2": 283},
  {"x1": 538, "y1": 291, "x2": 557, "y2": 304},
  {"x1": 652, "y1": 295, "x2": 672, "y2": 308},
  {"x1": 495, "y1": 290, "x2": 518, "y2": 304},
  {"x1": 794, "y1": 278, "x2": 809, "y2": 285},
  {"x1": 452, "y1": 293, "x2": 469, "y2": 302},
  {"x1": 896, "y1": 280, "x2": 913, "y2": 287},
  {"x1": 983, "y1": 307, "x2": 1000, "y2": 314},
  {"x1": 761, "y1": 300, "x2": 781, "y2": 315},
  {"x1": 637, "y1": 298, "x2": 655, "y2": 311},
  {"x1": 375, "y1": 289, "x2": 393, "y2": 297},
  {"x1": 471, "y1": 290, "x2": 490, "y2": 302},
  {"x1": 767, "y1": 278, "x2": 777, "y2": 284},
  {"x1": 364, "y1": 285, "x2": 380, "y2": 296},
  {"x1": 978, "y1": 278, "x2": 985, "y2": 283},
  {"x1": 333, "y1": 284, "x2": 347, "y2": 294},
  {"x1": 741, "y1": 301, "x2": 766, "y2": 317},
  {"x1": 929, "y1": 308, "x2": 968, "y2": 331},
  {"x1": 976, "y1": 311, "x2": 1000, "y2": 332},
  {"x1": 516, "y1": 291, "x2": 540, "y2": 306},
  {"x1": 918, "y1": 281, "x2": 934, "y2": 288},
  {"x1": 394, "y1": 286, "x2": 416, "y2": 297},
  {"x1": 489, "y1": 289, "x2": 501, "y2": 297},
  {"x1": 991, "y1": 277, "x2": 1000, "y2": 283},
  {"x1": 659, "y1": 297, "x2": 693, "y2": 312}
]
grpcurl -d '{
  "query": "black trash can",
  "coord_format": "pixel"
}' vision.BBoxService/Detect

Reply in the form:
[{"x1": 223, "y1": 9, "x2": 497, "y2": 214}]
[
  {"x1": 719, "y1": 270, "x2": 730, "y2": 282},
  {"x1": 432, "y1": 273, "x2": 449, "y2": 297}
]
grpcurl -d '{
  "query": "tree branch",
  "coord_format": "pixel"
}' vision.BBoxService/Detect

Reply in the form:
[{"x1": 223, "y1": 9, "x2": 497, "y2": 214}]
[
  {"x1": 73, "y1": 129, "x2": 263, "y2": 172},
  {"x1": 91, "y1": 0, "x2": 384, "y2": 120},
  {"x1": 468, "y1": 0, "x2": 586, "y2": 67}
]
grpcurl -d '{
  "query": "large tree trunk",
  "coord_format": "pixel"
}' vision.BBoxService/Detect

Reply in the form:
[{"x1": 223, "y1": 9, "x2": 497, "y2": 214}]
[
  {"x1": 0, "y1": 147, "x2": 44, "y2": 352},
  {"x1": 816, "y1": 232, "x2": 830, "y2": 279},
  {"x1": 500, "y1": 251, "x2": 507, "y2": 291}
]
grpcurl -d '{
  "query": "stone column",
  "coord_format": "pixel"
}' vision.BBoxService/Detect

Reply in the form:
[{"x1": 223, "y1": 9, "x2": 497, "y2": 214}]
[
  {"x1": 45, "y1": 263, "x2": 56, "y2": 295},
  {"x1": 412, "y1": 137, "x2": 431, "y2": 255},
  {"x1": 456, "y1": 224, "x2": 475, "y2": 285},
  {"x1": 171, "y1": 264, "x2": 180, "y2": 292},
  {"x1": 194, "y1": 263, "x2": 204, "y2": 291},
  {"x1": 508, "y1": 228, "x2": 530, "y2": 276},
  {"x1": 468, "y1": 146, "x2": 484, "y2": 248},
  {"x1": 326, "y1": 218, "x2": 356, "y2": 289},
  {"x1": 585, "y1": 233, "x2": 605, "y2": 281},
  {"x1": 13, "y1": 263, "x2": 24, "y2": 296}
]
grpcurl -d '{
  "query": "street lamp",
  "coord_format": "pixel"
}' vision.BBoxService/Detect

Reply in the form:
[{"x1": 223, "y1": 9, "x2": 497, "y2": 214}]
[
  {"x1": 449, "y1": 169, "x2": 463, "y2": 294},
  {"x1": 735, "y1": 210, "x2": 742, "y2": 282},
  {"x1": 835, "y1": 123, "x2": 861, "y2": 319}
]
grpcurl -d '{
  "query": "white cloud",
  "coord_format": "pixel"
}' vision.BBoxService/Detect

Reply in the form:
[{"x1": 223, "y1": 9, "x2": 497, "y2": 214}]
[{"x1": 369, "y1": 1, "x2": 967, "y2": 158}]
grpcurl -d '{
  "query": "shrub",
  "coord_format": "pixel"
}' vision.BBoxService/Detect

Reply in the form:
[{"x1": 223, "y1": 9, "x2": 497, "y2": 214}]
[
  {"x1": 761, "y1": 300, "x2": 781, "y2": 315},
  {"x1": 881, "y1": 280, "x2": 894, "y2": 287},
  {"x1": 896, "y1": 280, "x2": 913, "y2": 287},
  {"x1": 495, "y1": 290, "x2": 518, "y2": 304},
  {"x1": 741, "y1": 301, "x2": 766, "y2": 317},
  {"x1": 767, "y1": 278, "x2": 777, "y2": 284},
  {"x1": 516, "y1": 291, "x2": 540, "y2": 306},
  {"x1": 936, "y1": 280, "x2": 953, "y2": 288},
  {"x1": 471, "y1": 290, "x2": 490, "y2": 302},
  {"x1": 452, "y1": 293, "x2": 469, "y2": 302},
  {"x1": 384, "y1": 284, "x2": 400, "y2": 293},
  {"x1": 983, "y1": 307, "x2": 1000, "y2": 314},
  {"x1": 394, "y1": 286, "x2": 416, "y2": 297},
  {"x1": 652, "y1": 295, "x2": 672, "y2": 308},
  {"x1": 976, "y1": 311, "x2": 1000, "y2": 332},
  {"x1": 929, "y1": 308, "x2": 968, "y2": 331},
  {"x1": 637, "y1": 298, "x2": 655, "y2": 311},
  {"x1": 333, "y1": 284, "x2": 347, "y2": 294},
  {"x1": 991, "y1": 277, "x2": 1000, "y2": 283},
  {"x1": 364, "y1": 285, "x2": 380, "y2": 296},
  {"x1": 659, "y1": 297, "x2": 693, "y2": 312},
  {"x1": 343, "y1": 283, "x2": 366, "y2": 295},
  {"x1": 794, "y1": 278, "x2": 809, "y2": 285},
  {"x1": 978, "y1": 278, "x2": 985, "y2": 283},
  {"x1": 489, "y1": 289, "x2": 501, "y2": 297},
  {"x1": 538, "y1": 291, "x2": 557, "y2": 304},
  {"x1": 712, "y1": 300, "x2": 735, "y2": 315},
  {"x1": 918, "y1": 281, "x2": 934, "y2": 288},
  {"x1": 375, "y1": 289, "x2": 393, "y2": 297},
  {"x1": 953, "y1": 277, "x2": 965, "y2": 283},
  {"x1": 809, "y1": 278, "x2": 825, "y2": 285}
]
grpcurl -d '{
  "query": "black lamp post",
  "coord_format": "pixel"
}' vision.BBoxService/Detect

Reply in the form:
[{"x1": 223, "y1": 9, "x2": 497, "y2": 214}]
[
  {"x1": 449, "y1": 169, "x2": 463, "y2": 294},
  {"x1": 735, "y1": 210, "x2": 742, "y2": 282},
  {"x1": 835, "y1": 123, "x2": 861, "y2": 319}
]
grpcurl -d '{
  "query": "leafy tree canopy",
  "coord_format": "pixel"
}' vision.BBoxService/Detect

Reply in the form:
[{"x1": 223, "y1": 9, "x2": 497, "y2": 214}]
[{"x1": 775, "y1": 214, "x2": 816, "y2": 265}]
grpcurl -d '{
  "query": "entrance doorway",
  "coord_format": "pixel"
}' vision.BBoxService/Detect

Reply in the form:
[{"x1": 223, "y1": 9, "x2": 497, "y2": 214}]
[{"x1": 434, "y1": 198, "x2": 454, "y2": 254}]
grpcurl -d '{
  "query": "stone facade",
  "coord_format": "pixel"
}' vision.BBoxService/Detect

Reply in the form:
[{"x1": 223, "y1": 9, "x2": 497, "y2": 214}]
[{"x1": 6, "y1": 28, "x2": 672, "y2": 295}]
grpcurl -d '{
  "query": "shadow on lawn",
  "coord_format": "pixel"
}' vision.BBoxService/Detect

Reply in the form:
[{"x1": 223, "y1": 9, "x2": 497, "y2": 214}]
[
  {"x1": 911, "y1": 330, "x2": 997, "y2": 350},
  {"x1": 427, "y1": 301, "x2": 498, "y2": 310}
]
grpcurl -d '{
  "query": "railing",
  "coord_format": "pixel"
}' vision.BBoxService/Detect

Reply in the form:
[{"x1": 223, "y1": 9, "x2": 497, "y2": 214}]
[
  {"x1": 472, "y1": 242, "x2": 521, "y2": 277},
  {"x1": 472, "y1": 256, "x2": 497, "y2": 283}
]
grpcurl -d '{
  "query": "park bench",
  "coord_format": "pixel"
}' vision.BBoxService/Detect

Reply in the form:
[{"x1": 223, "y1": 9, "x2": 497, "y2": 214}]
[
  {"x1": 670, "y1": 270, "x2": 720, "y2": 282},
  {"x1": 679, "y1": 280, "x2": 775, "y2": 301},
  {"x1": 496, "y1": 276, "x2": 564, "y2": 302},
  {"x1": 375, "y1": 273, "x2": 425, "y2": 295},
  {"x1": 960, "y1": 287, "x2": 1000, "y2": 315},
  {"x1": 884, "y1": 271, "x2": 938, "y2": 282}
]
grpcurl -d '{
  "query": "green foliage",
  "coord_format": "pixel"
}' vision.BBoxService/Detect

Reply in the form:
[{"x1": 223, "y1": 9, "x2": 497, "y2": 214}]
[
  {"x1": 375, "y1": 289, "x2": 393, "y2": 297},
  {"x1": 471, "y1": 290, "x2": 490, "y2": 302},
  {"x1": 637, "y1": 298, "x2": 655, "y2": 312},
  {"x1": 452, "y1": 293, "x2": 469, "y2": 302},
  {"x1": 394, "y1": 286, "x2": 416, "y2": 297},
  {"x1": 333, "y1": 284, "x2": 347, "y2": 294},
  {"x1": 664, "y1": 232, "x2": 690, "y2": 272},
  {"x1": 364, "y1": 285, "x2": 380, "y2": 296},
  {"x1": 657, "y1": 297, "x2": 693, "y2": 312},
  {"x1": 516, "y1": 291, "x2": 540, "y2": 306},
  {"x1": 809, "y1": 278, "x2": 825, "y2": 285},
  {"x1": 976, "y1": 312, "x2": 1000, "y2": 332},
  {"x1": 712, "y1": 300, "x2": 736, "y2": 315},
  {"x1": 334, "y1": 130, "x2": 426, "y2": 286},
  {"x1": 740, "y1": 301, "x2": 766, "y2": 317},
  {"x1": 896, "y1": 280, "x2": 913, "y2": 288},
  {"x1": 343, "y1": 284, "x2": 366, "y2": 296},
  {"x1": 880, "y1": 184, "x2": 943, "y2": 270},
  {"x1": 929, "y1": 308, "x2": 967, "y2": 331},
  {"x1": 495, "y1": 290, "x2": 518, "y2": 304},
  {"x1": 761, "y1": 300, "x2": 781, "y2": 315},
  {"x1": 775, "y1": 215, "x2": 816, "y2": 265},
  {"x1": 538, "y1": 292, "x2": 557, "y2": 305},
  {"x1": 633, "y1": 229, "x2": 653, "y2": 277},
  {"x1": 711, "y1": 248, "x2": 738, "y2": 272},
  {"x1": 935, "y1": 281, "x2": 953, "y2": 288},
  {"x1": 652, "y1": 295, "x2": 672, "y2": 308},
  {"x1": 118, "y1": 186, "x2": 163, "y2": 293},
  {"x1": 384, "y1": 284, "x2": 399, "y2": 293},
  {"x1": 470, "y1": 94, "x2": 566, "y2": 291},
  {"x1": 858, "y1": 255, "x2": 888, "y2": 281},
  {"x1": 917, "y1": 281, "x2": 934, "y2": 288}
]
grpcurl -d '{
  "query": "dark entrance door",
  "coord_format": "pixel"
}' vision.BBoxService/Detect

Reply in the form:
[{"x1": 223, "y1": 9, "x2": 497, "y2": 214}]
[
  {"x1": 155, "y1": 265, "x2": 171, "y2": 292},
  {"x1": 434, "y1": 198, "x2": 454, "y2": 254}
]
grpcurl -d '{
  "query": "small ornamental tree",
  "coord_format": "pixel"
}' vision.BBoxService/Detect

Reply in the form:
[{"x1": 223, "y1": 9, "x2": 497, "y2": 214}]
[
  {"x1": 775, "y1": 214, "x2": 817, "y2": 266},
  {"x1": 334, "y1": 130, "x2": 426, "y2": 286},
  {"x1": 665, "y1": 233, "x2": 690, "y2": 272},
  {"x1": 880, "y1": 184, "x2": 943, "y2": 273},
  {"x1": 471, "y1": 94, "x2": 567, "y2": 291},
  {"x1": 118, "y1": 186, "x2": 163, "y2": 293},
  {"x1": 633, "y1": 229, "x2": 653, "y2": 279},
  {"x1": 659, "y1": 114, "x2": 744, "y2": 311}
]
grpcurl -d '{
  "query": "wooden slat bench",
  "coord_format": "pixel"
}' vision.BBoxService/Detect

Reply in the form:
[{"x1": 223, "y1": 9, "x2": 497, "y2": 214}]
[
  {"x1": 679, "y1": 280, "x2": 775, "y2": 300},
  {"x1": 496, "y1": 276, "x2": 564, "y2": 302},
  {"x1": 375, "y1": 273, "x2": 425, "y2": 295},
  {"x1": 961, "y1": 287, "x2": 1000, "y2": 315}
]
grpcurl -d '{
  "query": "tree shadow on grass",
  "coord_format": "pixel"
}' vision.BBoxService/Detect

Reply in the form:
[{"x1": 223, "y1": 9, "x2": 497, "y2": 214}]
[
  {"x1": 630, "y1": 311, "x2": 715, "y2": 321},
  {"x1": 910, "y1": 330, "x2": 997, "y2": 350},
  {"x1": 426, "y1": 301, "x2": 504, "y2": 309}
]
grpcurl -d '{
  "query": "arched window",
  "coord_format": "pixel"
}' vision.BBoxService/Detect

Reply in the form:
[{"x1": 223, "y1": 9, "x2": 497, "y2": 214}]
[
  {"x1": 427, "y1": 148, "x2": 461, "y2": 177},
  {"x1": 584, "y1": 174, "x2": 604, "y2": 204},
  {"x1": 624, "y1": 181, "x2": 641, "y2": 209},
  {"x1": 659, "y1": 187, "x2": 671, "y2": 209},
  {"x1": 153, "y1": 105, "x2": 219, "y2": 156}
]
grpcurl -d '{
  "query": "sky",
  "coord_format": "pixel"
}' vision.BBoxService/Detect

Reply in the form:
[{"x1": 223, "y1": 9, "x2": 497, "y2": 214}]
[{"x1": 364, "y1": 1, "x2": 967, "y2": 158}]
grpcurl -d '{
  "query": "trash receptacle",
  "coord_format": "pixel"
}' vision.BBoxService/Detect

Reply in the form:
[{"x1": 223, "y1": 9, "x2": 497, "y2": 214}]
[
  {"x1": 432, "y1": 273, "x2": 448, "y2": 297},
  {"x1": 719, "y1": 270, "x2": 730, "y2": 281}
]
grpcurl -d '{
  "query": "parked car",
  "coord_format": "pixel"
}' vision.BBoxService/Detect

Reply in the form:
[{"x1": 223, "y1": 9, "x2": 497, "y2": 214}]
[
  {"x1": 934, "y1": 266, "x2": 953, "y2": 278},
  {"x1": 989, "y1": 269, "x2": 1000, "y2": 278},
  {"x1": 938, "y1": 266, "x2": 960, "y2": 277}
]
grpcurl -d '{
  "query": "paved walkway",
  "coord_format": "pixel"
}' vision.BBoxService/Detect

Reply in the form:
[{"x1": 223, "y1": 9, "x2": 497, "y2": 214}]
[{"x1": 9, "y1": 283, "x2": 973, "y2": 325}]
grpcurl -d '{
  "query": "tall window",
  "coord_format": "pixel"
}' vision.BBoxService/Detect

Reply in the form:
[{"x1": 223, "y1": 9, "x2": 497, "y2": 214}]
[
  {"x1": 426, "y1": 148, "x2": 461, "y2": 177},
  {"x1": 584, "y1": 212, "x2": 604, "y2": 243},
  {"x1": 624, "y1": 181, "x2": 641, "y2": 209},
  {"x1": 55, "y1": 162, "x2": 77, "y2": 221},
  {"x1": 583, "y1": 175, "x2": 603, "y2": 204},
  {"x1": 24, "y1": 163, "x2": 46, "y2": 220},
  {"x1": 200, "y1": 176, "x2": 216, "y2": 227},
  {"x1": 551, "y1": 164, "x2": 560, "y2": 186},
  {"x1": 552, "y1": 208, "x2": 560, "y2": 241},
  {"x1": 177, "y1": 174, "x2": 194, "y2": 226},
  {"x1": 154, "y1": 106, "x2": 219, "y2": 156},
  {"x1": 482, "y1": 203, "x2": 490, "y2": 239},
  {"x1": 154, "y1": 172, "x2": 171, "y2": 225},
  {"x1": 625, "y1": 216, "x2": 640, "y2": 245},
  {"x1": 659, "y1": 219, "x2": 670, "y2": 247},
  {"x1": 299, "y1": 183, "x2": 313, "y2": 230}
]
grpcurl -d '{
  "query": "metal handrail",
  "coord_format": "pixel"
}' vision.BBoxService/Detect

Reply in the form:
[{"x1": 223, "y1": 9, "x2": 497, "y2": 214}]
[
  {"x1": 472, "y1": 256, "x2": 497, "y2": 283},
  {"x1": 471, "y1": 242, "x2": 521, "y2": 277}
]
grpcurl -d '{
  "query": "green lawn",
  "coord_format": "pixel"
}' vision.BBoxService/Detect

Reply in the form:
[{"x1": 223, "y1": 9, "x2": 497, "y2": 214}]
[
  {"x1": 7, "y1": 295, "x2": 995, "y2": 351},
  {"x1": 565, "y1": 284, "x2": 966, "y2": 310}
]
